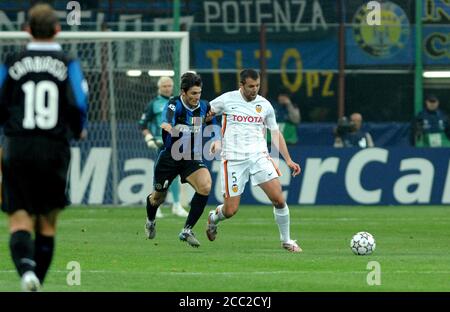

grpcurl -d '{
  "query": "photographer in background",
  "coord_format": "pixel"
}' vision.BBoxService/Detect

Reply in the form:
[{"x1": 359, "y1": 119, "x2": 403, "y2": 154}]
[
  {"x1": 267, "y1": 90, "x2": 301, "y2": 145},
  {"x1": 334, "y1": 113, "x2": 374, "y2": 148}
]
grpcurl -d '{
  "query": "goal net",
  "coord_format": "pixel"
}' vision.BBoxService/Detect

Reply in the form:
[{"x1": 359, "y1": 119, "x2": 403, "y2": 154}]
[{"x1": 0, "y1": 31, "x2": 189, "y2": 205}]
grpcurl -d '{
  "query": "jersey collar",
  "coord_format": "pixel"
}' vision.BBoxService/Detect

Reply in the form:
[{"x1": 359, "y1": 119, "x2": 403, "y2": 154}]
[
  {"x1": 27, "y1": 42, "x2": 62, "y2": 51},
  {"x1": 180, "y1": 96, "x2": 200, "y2": 112},
  {"x1": 239, "y1": 89, "x2": 256, "y2": 103}
]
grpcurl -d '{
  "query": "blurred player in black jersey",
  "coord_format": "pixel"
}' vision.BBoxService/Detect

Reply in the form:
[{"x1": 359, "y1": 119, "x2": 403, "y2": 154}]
[
  {"x1": 144, "y1": 72, "x2": 220, "y2": 248},
  {"x1": 0, "y1": 4, "x2": 88, "y2": 291}
]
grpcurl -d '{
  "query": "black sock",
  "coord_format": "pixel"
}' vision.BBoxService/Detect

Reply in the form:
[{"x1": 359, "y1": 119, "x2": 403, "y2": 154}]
[
  {"x1": 146, "y1": 195, "x2": 159, "y2": 221},
  {"x1": 9, "y1": 230, "x2": 35, "y2": 277},
  {"x1": 34, "y1": 233, "x2": 55, "y2": 283},
  {"x1": 184, "y1": 193, "x2": 209, "y2": 229}
]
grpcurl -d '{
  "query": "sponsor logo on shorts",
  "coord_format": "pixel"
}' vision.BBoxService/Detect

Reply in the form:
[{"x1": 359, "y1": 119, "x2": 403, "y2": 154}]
[{"x1": 155, "y1": 183, "x2": 163, "y2": 190}]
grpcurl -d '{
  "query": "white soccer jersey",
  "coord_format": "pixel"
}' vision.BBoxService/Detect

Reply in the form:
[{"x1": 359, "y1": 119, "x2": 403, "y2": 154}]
[{"x1": 210, "y1": 90, "x2": 278, "y2": 160}]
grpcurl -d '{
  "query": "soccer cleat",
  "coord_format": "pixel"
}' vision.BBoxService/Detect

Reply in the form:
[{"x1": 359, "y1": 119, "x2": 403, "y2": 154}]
[
  {"x1": 21, "y1": 271, "x2": 41, "y2": 292},
  {"x1": 171, "y1": 203, "x2": 189, "y2": 217},
  {"x1": 206, "y1": 211, "x2": 218, "y2": 241},
  {"x1": 282, "y1": 240, "x2": 302, "y2": 253},
  {"x1": 155, "y1": 208, "x2": 164, "y2": 219},
  {"x1": 145, "y1": 219, "x2": 156, "y2": 239},
  {"x1": 179, "y1": 229, "x2": 200, "y2": 248}
]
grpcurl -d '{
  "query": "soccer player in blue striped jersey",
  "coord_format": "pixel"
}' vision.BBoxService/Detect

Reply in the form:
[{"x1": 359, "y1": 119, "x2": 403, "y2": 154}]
[
  {"x1": 139, "y1": 76, "x2": 189, "y2": 218},
  {"x1": 144, "y1": 72, "x2": 220, "y2": 247}
]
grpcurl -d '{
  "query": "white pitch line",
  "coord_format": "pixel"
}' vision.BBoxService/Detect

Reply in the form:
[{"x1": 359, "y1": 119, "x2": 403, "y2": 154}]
[{"x1": 1, "y1": 270, "x2": 450, "y2": 275}]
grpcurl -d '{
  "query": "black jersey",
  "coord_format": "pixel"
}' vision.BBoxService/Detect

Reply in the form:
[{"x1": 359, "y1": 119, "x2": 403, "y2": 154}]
[{"x1": 0, "y1": 42, "x2": 88, "y2": 141}]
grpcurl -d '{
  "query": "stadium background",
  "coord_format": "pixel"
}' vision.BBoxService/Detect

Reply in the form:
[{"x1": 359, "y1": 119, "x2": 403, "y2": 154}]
[
  {"x1": 0, "y1": 0, "x2": 450, "y2": 294},
  {"x1": 0, "y1": 0, "x2": 449, "y2": 206}
]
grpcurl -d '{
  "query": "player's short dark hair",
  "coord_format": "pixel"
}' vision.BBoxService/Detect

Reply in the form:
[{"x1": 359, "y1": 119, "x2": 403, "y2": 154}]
[
  {"x1": 240, "y1": 69, "x2": 260, "y2": 84},
  {"x1": 180, "y1": 72, "x2": 202, "y2": 93},
  {"x1": 28, "y1": 3, "x2": 59, "y2": 39}
]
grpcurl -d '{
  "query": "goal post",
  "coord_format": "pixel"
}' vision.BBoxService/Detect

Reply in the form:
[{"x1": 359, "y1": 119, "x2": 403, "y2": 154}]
[
  {"x1": 0, "y1": 31, "x2": 189, "y2": 74},
  {"x1": 0, "y1": 31, "x2": 190, "y2": 205}
]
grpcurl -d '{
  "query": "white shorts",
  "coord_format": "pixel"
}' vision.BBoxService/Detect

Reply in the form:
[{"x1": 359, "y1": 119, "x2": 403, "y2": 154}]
[{"x1": 220, "y1": 153, "x2": 281, "y2": 198}]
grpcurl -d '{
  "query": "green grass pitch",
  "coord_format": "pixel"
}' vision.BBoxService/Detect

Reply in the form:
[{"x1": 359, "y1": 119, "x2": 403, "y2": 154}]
[{"x1": 1, "y1": 205, "x2": 449, "y2": 291}]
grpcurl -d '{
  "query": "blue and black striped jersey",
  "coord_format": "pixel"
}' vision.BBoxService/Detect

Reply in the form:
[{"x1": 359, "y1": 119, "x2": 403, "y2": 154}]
[
  {"x1": 0, "y1": 42, "x2": 88, "y2": 141},
  {"x1": 161, "y1": 96, "x2": 219, "y2": 157}
]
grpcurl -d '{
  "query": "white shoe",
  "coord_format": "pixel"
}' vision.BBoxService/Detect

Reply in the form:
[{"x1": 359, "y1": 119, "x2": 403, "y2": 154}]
[
  {"x1": 145, "y1": 219, "x2": 156, "y2": 239},
  {"x1": 179, "y1": 228, "x2": 200, "y2": 248},
  {"x1": 172, "y1": 203, "x2": 189, "y2": 217},
  {"x1": 21, "y1": 271, "x2": 41, "y2": 292},
  {"x1": 206, "y1": 210, "x2": 218, "y2": 241},
  {"x1": 282, "y1": 240, "x2": 303, "y2": 253},
  {"x1": 155, "y1": 208, "x2": 164, "y2": 219}
]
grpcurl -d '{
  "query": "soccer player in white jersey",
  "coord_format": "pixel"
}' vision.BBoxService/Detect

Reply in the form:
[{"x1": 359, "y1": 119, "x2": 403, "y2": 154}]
[{"x1": 206, "y1": 69, "x2": 302, "y2": 252}]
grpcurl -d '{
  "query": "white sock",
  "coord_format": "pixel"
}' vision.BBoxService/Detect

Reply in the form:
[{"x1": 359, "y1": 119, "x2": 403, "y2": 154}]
[
  {"x1": 273, "y1": 204, "x2": 290, "y2": 243},
  {"x1": 172, "y1": 202, "x2": 181, "y2": 209},
  {"x1": 211, "y1": 204, "x2": 226, "y2": 224}
]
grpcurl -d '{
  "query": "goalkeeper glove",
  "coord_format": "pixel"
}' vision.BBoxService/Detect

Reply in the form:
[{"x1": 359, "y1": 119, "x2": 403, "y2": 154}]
[{"x1": 145, "y1": 133, "x2": 161, "y2": 149}]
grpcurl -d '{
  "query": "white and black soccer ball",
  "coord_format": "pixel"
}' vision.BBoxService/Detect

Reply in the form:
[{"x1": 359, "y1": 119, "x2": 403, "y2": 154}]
[{"x1": 350, "y1": 232, "x2": 376, "y2": 255}]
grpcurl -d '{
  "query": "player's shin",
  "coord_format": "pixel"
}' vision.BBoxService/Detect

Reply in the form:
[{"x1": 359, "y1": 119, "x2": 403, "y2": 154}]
[
  {"x1": 273, "y1": 204, "x2": 291, "y2": 243},
  {"x1": 34, "y1": 233, "x2": 54, "y2": 283},
  {"x1": 9, "y1": 230, "x2": 36, "y2": 277},
  {"x1": 184, "y1": 193, "x2": 209, "y2": 229},
  {"x1": 146, "y1": 195, "x2": 159, "y2": 222}
]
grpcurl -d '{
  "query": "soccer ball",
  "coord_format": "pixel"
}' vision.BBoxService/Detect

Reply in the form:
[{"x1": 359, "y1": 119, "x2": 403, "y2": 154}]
[{"x1": 350, "y1": 232, "x2": 376, "y2": 255}]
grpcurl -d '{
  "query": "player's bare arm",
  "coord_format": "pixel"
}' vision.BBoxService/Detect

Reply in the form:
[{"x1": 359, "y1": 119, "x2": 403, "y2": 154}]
[
  {"x1": 208, "y1": 96, "x2": 225, "y2": 120},
  {"x1": 205, "y1": 105, "x2": 221, "y2": 123},
  {"x1": 205, "y1": 109, "x2": 216, "y2": 123},
  {"x1": 161, "y1": 122, "x2": 172, "y2": 133},
  {"x1": 161, "y1": 119, "x2": 190, "y2": 137},
  {"x1": 271, "y1": 129, "x2": 301, "y2": 177},
  {"x1": 209, "y1": 140, "x2": 221, "y2": 155},
  {"x1": 162, "y1": 122, "x2": 183, "y2": 137}
]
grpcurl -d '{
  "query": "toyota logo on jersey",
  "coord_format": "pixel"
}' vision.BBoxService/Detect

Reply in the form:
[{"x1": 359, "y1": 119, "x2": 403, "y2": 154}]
[{"x1": 232, "y1": 115, "x2": 264, "y2": 123}]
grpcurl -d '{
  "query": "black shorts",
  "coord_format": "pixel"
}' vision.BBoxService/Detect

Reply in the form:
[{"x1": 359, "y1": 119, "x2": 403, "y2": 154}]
[
  {"x1": 1, "y1": 136, "x2": 71, "y2": 215},
  {"x1": 153, "y1": 150, "x2": 207, "y2": 192}
]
